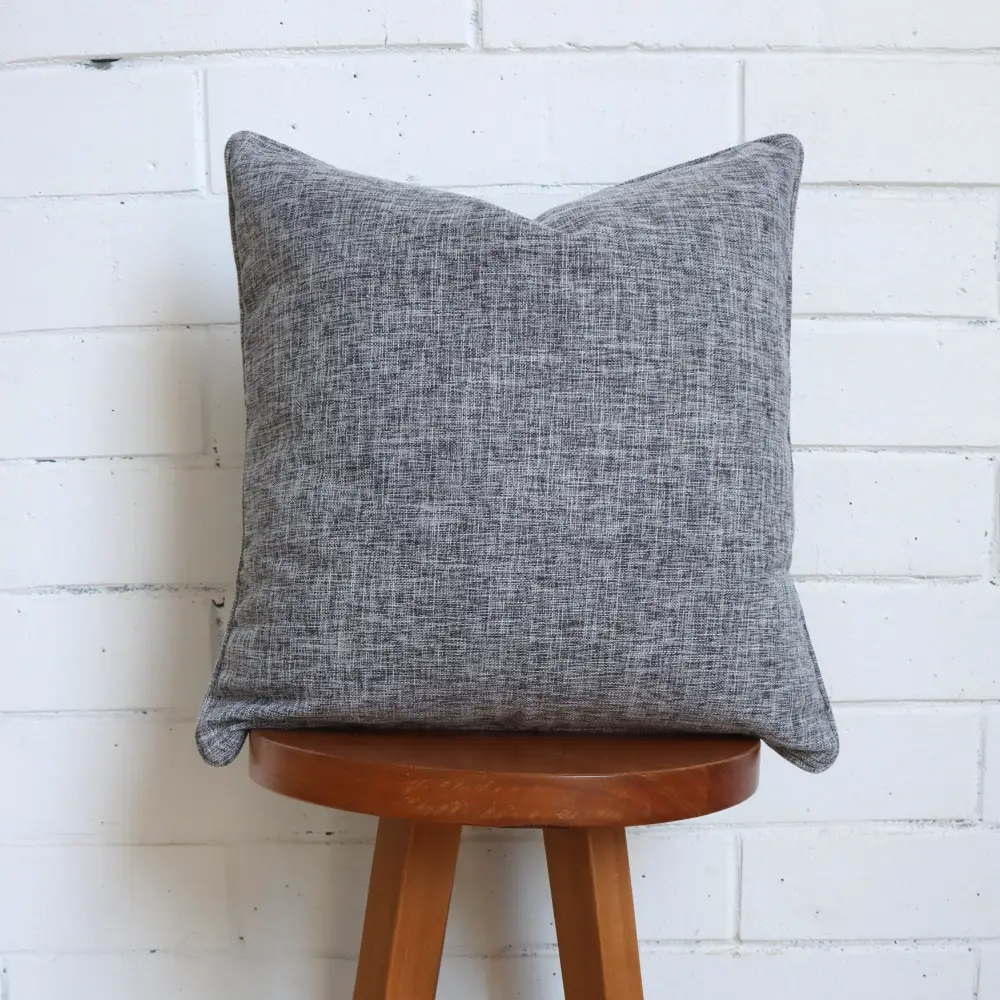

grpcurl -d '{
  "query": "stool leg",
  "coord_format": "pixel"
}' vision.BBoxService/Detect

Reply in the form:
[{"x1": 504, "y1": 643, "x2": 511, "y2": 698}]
[
  {"x1": 353, "y1": 818, "x2": 462, "y2": 1000},
  {"x1": 543, "y1": 826, "x2": 644, "y2": 1000}
]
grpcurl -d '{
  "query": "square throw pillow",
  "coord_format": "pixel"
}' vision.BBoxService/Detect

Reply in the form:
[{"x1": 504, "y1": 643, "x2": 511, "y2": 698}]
[{"x1": 197, "y1": 131, "x2": 838, "y2": 773}]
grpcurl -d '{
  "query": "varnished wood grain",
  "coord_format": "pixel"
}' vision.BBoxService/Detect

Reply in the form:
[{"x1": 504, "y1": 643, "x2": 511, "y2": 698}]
[
  {"x1": 249, "y1": 729, "x2": 759, "y2": 827},
  {"x1": 544, "y1": 826, "x2": 644, "y2": 999},
  {"x1": 353, "y1": 819, "x2": 461, "y2": 1000}
]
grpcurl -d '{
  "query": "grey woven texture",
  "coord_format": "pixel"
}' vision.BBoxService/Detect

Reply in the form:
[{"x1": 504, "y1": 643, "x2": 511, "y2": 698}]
[{"x1": 196, "y1": 131, "x2": 838, "y2": 772}]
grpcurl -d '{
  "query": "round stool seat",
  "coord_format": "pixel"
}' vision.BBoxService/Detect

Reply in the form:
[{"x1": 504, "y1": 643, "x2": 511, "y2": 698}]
[{"x1": 249, "y1": 729, "x2": 759, "y2": 827}]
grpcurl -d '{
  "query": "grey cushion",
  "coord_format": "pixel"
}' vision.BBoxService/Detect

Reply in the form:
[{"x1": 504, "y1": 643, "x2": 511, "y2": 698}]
[{"x1": 196, "y1": 131, "x2": 838, "y2": 773}]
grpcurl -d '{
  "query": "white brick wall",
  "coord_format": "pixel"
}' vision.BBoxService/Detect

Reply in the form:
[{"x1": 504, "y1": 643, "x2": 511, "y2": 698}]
[
  {"x1": 206, "y1": 55, "x2": 738, "y2": 189},
  {"x1": 0, "y1": 328, "x2": 204, "y2": 457},
  {"x1": 1, "y1": 2, "x2": 997, "y2": 998},
  {"x1": 0, "y1": 67, "x2": 201, "y2": 197},
  {"x1": 742, "y1": 831, "x2": 1000, "y2": 940},
  {"x1": 482, "y1": 0, "x2": 1000, "y2": 49},
  {"x1": 791, "y1": 322, "x2": 1000, "y2": 447},
  {"x1": 791, "y1": 453, "x2": 994, "y2": 577},
  {"x1": 793, "y1": 192, "x2": 998, "y2": 317},
  {"x1": 0, "y1": 464, "x2": 241, "y2": 587},
  {"x1": 745, "y1": 59, "x2": 1000, "y2": 184}
]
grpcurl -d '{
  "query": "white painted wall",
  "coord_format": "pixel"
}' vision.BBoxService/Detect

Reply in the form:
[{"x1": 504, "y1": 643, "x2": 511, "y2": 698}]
[{"x1": 1, "y1": 1, "x2": 997, "y2": 997}]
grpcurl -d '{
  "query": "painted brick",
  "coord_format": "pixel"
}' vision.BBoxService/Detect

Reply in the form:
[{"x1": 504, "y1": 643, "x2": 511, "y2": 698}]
[
  {"x1": 0, "y1": 67, "x2": 198, "y2": 196},
  {"x1": 628, "y1": 833, "x2": 737, "y2": 940},
  {"x1": 794, "y1": 191, "x2": 998, "y2": 318},
  {"x1": 747, "y1": 59, "x2": 1000, "y2": 183},
  {"x1": 455, "y1": 831, "x2": 735, "y2": 949},
  {"x1": 643, "y1": 949, "x2": 976, "y2": 1000},
  {"x1": 792, "y1": 453, "x2": 994, "y2": 577},
  {"x1": 491, "y1": 949, "x2": 975, "y2": 1000},
  {"x1": 483, "y1": 0, "x2": 825, "y2": 48},
  {"x1": 0, "y1": 464, "x2": 242, "y2": 588},
  {"x1": 232, "y1": 832, "x2": 734, "y2": 955},
  {"x1": 0, "y1": 198, "x2": 235, "y2": 334},
  {"x1": 830, "y1": 0, "x2": 1000, "y2": 47},
  {"x1": 0, "y1": 328, "x2": 203, "y2": 459},
  {"x1": 702, "y1": 707, "x2": 980, "y2": 824},
  {"x1": 0, "y1": 715, "x2": 375, "y2": 843},
  {"x1": 230, "y1": 843, "x2": 371, "y2": 955},
  {"x1": 0, "y1": 717, "x2": 224, "y2": 843},
  {"x1": 207, "y1": 55, "x2": 737, "y2": 188},
  {"x1": 4, "y1": 956, "x2": 488, "y2": 1000},
  {"x1": 0, "y1": 846, "x2": 228, "y2": 950},
  {"x1": 11, "y1": 953, "x2": 975, "y2": 1000},
  {"x1": 981, "y1": 708, "x2": 1000, "y2": 823},
  {"x1": 0, "y1": 592, "x2": 212, "y2": 712},
  {"x1": 742, "y1": 831, "x2": 1000, "y2": 940},
  {"x1": 792, "y1": 322, "x2": 1000, "y2": 447},
  {"x1": 482, "y1": 0, "x2": 1000, "y2": 49},
  {"x1": 382, "y1": 0, "x2": 475, "y2": 46},
  {"x1": 4, "y1": 951, "x2": 975, "y2": 1000},
  {"x1": 6, "y1": 956, "x2": 243, "y2": 1000},
  {"x1": 798, "y1": 582, "x2": 1000, "y2": 701},
  {"x1": 543, "y1": 57, "x2": 737, "y2": 184},
  {"x1": 205, "y1": 325, "x2": 245, "y2": 465},
  {"x1": 979, "y1": 946, "x2": 1000, "y2": 1000},
  {"x1": 0, "y1": 0, "x2": 468, "y2": 61},
  {"x1": 224, "y1": 764, "x2": 377, "y2": 842}
]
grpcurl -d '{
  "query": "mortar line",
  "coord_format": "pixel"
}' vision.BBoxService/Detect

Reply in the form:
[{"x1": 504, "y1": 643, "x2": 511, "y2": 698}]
[
  {"x1": 4, "y1": 181, "x2": 1000, "y2": 207},
  {"x1": 6, "y1": 698, "x2": 994, "y2": 721},
  {"x1": 733, "y1": 834, "x2": 744, "y2": 941},
  {"x1": 829, "y1": 699, "x2": 1000, "y2": 710},
  {"x1": 471, "y1": 0, "x2": 483, "y2": 49},
  {"x1": 5, "y1": 818, "x2": 1000, "y2": 852},
  {"x1": 198, "y1": 327, "x2": 217, "y2": 465},
  {"x1": 0, "y1": 188, "x2": 215, "y2": 205},
  {"x1": 0, "y1": 941, "x2": 987, "y2": 959},
  {"x1": 0, "y1": 316, "x2": 994, "y2": 339},
  {"x1": 795, "y1": 575, "x2": 990, "y2": 586},
  {"x1": 736, "y1": 59, "x2": 746, "y2": 142},
  {"x1": 197, "y1": 67, "x2": 212, "y2": 194},
  {"x1": 791, "y1": 312, "x2": 999, "y2": 321},
  {"x1": 490, "y1": 939, "x2": 1000, "y2": 958},
  {"x1": 990, "y1": 457, "x2": 1000, "y2": 585},
  {"x1": 792, "y1": 573, "x2": 985, "y2": 583},
  {"x1": 0, "y1": 322, "x2": 237, "y2": 337},
  {"x1": 0, "y1": 583, "x2": 230, "y2": 597},
  {"x1": 5, "y1": 44, "x2": 1000, "y2": 69},
  {"x1": 0, "y1": 454, "x2": 232, "y2": 468},
  {"x1": 997, "y1": 186, "x2": 1000, "y2": 293},
  {"x1": 978, "y1": 709, "x2": 990, "y2": 822},
  {"x1": 1, "y1": 574, "x2": 992, "y2": 598},
  {"x1": 792, "y1": 445, "x2": 1000, "y2": 455},
  {"x1": 4, "y1": 444, "x2": 1000, "y2": 469}
]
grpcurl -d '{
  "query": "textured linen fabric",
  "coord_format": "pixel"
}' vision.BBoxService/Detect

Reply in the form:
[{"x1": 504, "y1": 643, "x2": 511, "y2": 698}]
[{"x1": 196, "y1": 130, "x2": 839, "y2": 773}]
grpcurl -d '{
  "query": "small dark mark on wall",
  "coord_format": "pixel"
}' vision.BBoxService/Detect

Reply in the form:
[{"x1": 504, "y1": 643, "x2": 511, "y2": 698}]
[{"x1": 87, "y1": 57, "x2": 120, "y2": 70}]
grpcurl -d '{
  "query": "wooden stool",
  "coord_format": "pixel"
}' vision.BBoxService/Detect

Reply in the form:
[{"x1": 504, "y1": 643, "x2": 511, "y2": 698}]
[{"x1": 250, "y1": 730, "x2": 759, "y2": 1000}]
